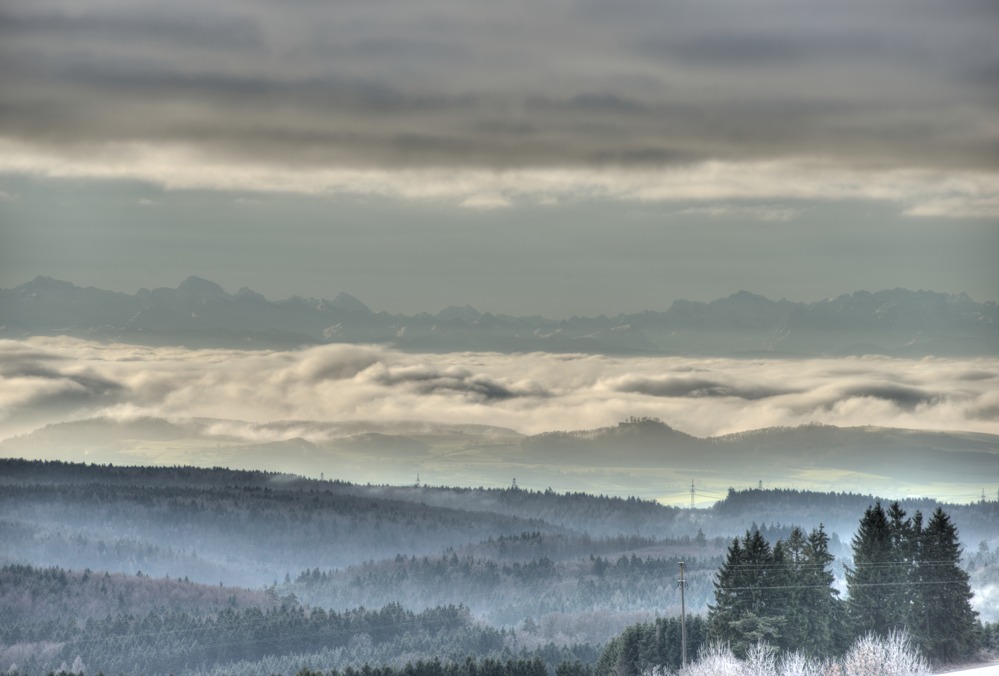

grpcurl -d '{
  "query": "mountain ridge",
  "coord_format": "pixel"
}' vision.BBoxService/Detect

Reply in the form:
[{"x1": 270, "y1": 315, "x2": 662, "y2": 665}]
[{"x1": 2, "y1": 276, "x2": 996, "y2": 356}]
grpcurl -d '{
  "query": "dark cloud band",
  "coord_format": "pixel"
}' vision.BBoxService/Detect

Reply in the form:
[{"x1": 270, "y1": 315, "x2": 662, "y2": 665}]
[{"x1": 1, "y1": 0, "x2": 997, "y2": 175}]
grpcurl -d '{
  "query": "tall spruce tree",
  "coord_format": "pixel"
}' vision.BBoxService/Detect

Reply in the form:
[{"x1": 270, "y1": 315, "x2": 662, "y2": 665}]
[
  {"x1": 771, "y1": 524, "x2": 847, "y2": 656},
  {"x1": 801, "y1": 525, "x2": 847, "y2": 655},
  {"x1": 908, "y1": 509, "x2": 928, "y2": 648},
  {"x1": 886, "y1": 501, "x2": 916, "y2": 628},
  {"x1": 709, "y1": 536, "x2": 746, "y2": 646},
  {"x1": 846, "y1": 501, "x2": 909, "y2": 637},
  {"x1": 778, "y1": 527, "x2": 810, "y2": 652},
  {"x1": 708, "y1": 529, "x2": 785, "y2": 656},
  {"x1": 912, "y1": 508, "x2": 980, "y2": 662}
]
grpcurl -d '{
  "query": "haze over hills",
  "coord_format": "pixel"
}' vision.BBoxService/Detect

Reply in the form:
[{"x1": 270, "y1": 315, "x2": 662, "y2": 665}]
[
  {"x1": 2, "y1": 276, "x2": 996, "y2": 356},
  {"x1": 2, "y1": 275, "x2": 997, "y2": 509},
  {"x1": 4, "y1": 415, "x2": 997, "y2": 504}
]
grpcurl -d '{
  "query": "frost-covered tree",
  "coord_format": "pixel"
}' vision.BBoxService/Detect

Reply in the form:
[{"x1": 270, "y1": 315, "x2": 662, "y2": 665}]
[
  {"x1": 839, "y1": 631, "x2": 930, "y2": 676},
  {"x1": 675, "y1": 632, "x2": 929, "y2": 676}
]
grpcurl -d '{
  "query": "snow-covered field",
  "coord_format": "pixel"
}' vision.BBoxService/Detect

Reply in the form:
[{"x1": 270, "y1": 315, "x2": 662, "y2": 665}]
[{"x1": 936, "y1": 665, "x2": 999, "y2": 675}]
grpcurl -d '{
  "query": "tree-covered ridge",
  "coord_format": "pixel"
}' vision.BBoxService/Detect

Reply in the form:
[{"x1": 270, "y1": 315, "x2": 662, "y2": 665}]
[
  {"x1": 0, "y1": 458, "x2": 691, "y2": 540},
  {"x1": 0, "y1": 475, "x2": 560, "y2": 586},
  {"x1": 4, "y1": 459, "x2": 997, "y2": 545},
  {"x1": 713, "y1": 487, "x2": 999, "y2": 548},
  {"x1": 343, "y1": 486, "x2": 688, "y2": 539},
  {"x1": 0, "y1": 564, "x2": 279, "y2": 625},
  {"x1": 3, "y1": 602, "x2": 586, "y2": 676},
  {"x1": 0, "y1": 456, "x2": 288, "y2": 488},
  {"x1": 2, "y1": 460, "x2": 996, "y2": 613},
  {"x1": 285, "y1": 547, "x2": 722, "y2": 635}
]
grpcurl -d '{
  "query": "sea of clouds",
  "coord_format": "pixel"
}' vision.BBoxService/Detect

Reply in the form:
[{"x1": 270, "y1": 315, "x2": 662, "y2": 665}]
[{"x1": 2, "y1": 337, "x2": 997, "y2": 443}]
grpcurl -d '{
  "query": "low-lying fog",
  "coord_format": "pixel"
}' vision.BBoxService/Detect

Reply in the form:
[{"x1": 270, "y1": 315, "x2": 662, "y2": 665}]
[{"x1": 3, "y1": 337, "x2": 996, "y2": 440}]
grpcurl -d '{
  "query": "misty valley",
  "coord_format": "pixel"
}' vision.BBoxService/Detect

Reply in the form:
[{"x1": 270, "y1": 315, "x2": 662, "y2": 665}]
[{"x1": 1, "y1": 460, "x2": 998, "y2": 675}]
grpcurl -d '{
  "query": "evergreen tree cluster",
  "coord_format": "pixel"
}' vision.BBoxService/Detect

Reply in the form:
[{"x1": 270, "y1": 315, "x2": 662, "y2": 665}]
[
  {"x1": 287, "y1": 550, "x2": 719, "y2": 630},
  {"x1": 707, "y1": 503, "x2": 980, "y2": 663},
  {"x1": 293, "y1": 657, "x2": 556, "y2": 676},
  {"x1": 982, "y1": 621, "x2": 999, "y2": 654},
  {"x1": 595, "y1": 615, "x2": 707, "y2": 675},
  {"x1": 5, "y1": 603, "x2": 516, "y2": 675},
  {"x1": 708, "y1": 525, "x2": 846, "y2": 657},
  {"x1": 847, "y1": 502, "x2": 980, "y2": 662}
]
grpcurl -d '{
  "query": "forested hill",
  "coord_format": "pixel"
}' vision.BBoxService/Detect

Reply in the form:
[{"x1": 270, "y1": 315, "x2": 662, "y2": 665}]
[
  {"x1": 3, "y1": 459, "x2": 996, "y2": 565},
  {"x1": 6, "y1": 418, "x2": 998, "y2": 520},
  {"x1": 0, "y1": 464, "x2": 568, "y2": 588},
  {"x1": 2, "y1": 459, "x2": 998, "y2": 674},
  {"x1": 0, "y1": 564, "x2": 282, "y2": 625},
  {"x1": 0, "y1": 458, "x2": 682, "y2": 539},
  {"x1": 0, "y1": 456, "x2": 288, "y2": 488},
  {"x1": 520, "y1": 421, "x2": 999, "y2": 485},
  {"x1": 711, "y1": 487, "x2": 999, "y2": 549}
]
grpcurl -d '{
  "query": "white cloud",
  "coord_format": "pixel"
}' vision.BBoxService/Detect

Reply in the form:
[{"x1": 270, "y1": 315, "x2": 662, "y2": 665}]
[
  {"x1": 902, "y1": 195, "x2": 999, "y2": 219},
  {"x1": 1, "y1": 338, "x2": 996, "y2": 441},
  {"x1": 2, "y1": 139, "x2": 997, "y2": 217},
  {"x1": 677, "y1": 204, "x2": 802, "y2": 222},
  {"x1": 459, "y1": 193, "x2": 513, "y2": 210}
]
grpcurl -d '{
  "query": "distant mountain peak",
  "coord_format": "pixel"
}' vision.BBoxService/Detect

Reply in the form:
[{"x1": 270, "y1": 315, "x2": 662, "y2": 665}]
[
  {"x1": 235, "y1": 287, "x2": 266, "y2": 303},
  {"x1": 331, "y1": 292, "x2": 371, "y2": 314},
  {"x1": 20, "y1": 276, "x2": 77, "y2": 293},
  {"x1": 2, "y1": 278, "x2": 995, "y2": 356},
  {"x1": 177, "y1": 276, "x2": 226, "y2": 298},
  {"x1": 437, "y1": 305, "x2": 482, "y2": 322},
  {"x1": 725, "y1": 290, "x2": 772, "y2": 303}
]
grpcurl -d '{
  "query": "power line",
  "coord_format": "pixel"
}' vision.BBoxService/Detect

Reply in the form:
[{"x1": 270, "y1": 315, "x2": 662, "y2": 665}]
[
  {"x1": 39, "y1": 559, "x2": 720, "y2": 649},
  {"x1": 719, "y1": 559, "x2": 966, "y2": 571},
  {"x1": 22, "y1": 548, "x2": 975, "y2": 670},
  {"x1": 715, "y1": 579, "x2": 968, "y2": 593},
  {"x1": 45, "y1": 570, "x2": 968, "y2": 667}
]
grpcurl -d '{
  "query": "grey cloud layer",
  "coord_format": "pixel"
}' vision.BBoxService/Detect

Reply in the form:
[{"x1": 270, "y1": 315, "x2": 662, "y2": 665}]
[
  {"x1": 614, "y1": 375, "x2": 794, "y2": 401},
  {"x1": 2, "y1": 0, "x2": 997, "y2": 175},
  {"x1": 1, "y1": 339, "x2": 996, "y2": 441}
]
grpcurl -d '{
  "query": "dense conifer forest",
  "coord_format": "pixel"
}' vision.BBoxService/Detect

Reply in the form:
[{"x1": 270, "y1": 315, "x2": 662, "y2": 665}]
[{"x1": 1, "y1": 459, "x2": 997, "y2": 674}]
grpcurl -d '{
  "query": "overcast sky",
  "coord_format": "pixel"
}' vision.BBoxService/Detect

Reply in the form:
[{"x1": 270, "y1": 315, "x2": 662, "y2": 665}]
[{"x1": 1, "y1": 0, "x2": 997, "y2": 315}]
